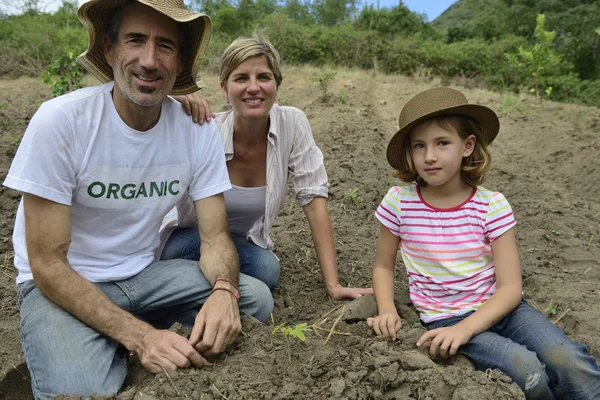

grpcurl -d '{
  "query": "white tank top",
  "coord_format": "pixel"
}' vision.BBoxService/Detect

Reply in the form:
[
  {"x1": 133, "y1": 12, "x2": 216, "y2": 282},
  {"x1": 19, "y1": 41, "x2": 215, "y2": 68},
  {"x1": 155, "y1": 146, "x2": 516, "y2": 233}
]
[{"x1": 224, "y1": 184, "x2": 267, "y2": 235}]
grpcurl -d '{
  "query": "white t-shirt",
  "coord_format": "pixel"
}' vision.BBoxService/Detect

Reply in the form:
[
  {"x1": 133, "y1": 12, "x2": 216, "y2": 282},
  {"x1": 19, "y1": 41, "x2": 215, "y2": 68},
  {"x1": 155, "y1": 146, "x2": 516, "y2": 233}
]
[{"x1": 3, "y1": 83, "x2": 231, "y2": 283}]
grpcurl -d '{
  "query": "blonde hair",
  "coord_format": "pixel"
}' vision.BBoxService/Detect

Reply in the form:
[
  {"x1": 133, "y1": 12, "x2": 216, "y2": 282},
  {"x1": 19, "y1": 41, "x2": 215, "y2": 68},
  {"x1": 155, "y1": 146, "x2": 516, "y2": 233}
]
[
  {"x1": 219, "y1": 32, "x2": 283, "y2": 87},
  {"x1": 394, "y1": 115, "x2": 492, "y2": 187}
]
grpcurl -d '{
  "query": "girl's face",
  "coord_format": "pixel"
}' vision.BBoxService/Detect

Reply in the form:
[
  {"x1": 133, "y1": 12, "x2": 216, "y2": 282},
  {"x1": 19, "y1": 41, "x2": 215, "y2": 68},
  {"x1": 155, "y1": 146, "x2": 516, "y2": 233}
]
[
  {"x1": 409, "y1": 121, "x2": 475, "y2": 190},
  {"x1": 220, "y1": 56, "x2": 277, "y2": 123}
]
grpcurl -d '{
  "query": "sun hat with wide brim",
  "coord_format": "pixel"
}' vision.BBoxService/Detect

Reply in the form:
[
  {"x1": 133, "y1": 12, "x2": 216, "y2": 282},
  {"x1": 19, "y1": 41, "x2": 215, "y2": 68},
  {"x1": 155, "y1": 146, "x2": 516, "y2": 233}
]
[
  {"x1": 386, "y1": 87, "x2": 500, "y2": 170},
  {"x1": 76, "y1": 0, "x2": 211, "y2": 95}
]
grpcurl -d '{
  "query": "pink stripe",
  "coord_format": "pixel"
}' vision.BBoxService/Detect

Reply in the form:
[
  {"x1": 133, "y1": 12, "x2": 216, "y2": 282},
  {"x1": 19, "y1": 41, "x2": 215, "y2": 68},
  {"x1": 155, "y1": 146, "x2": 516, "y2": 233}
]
[
  {"x1": 473, "y1": 281, "x2": 495, "y2": 302},
  {"x1": 487, "y1": 211, "x2": 514, "y2": 226},
  {"x1": 375, "y1": 210, "x2": 400, "y2": 228},
  {"x1": 400, "y1": 230, "x2": 483, "y2": 238},
  {"x1": 403, "y1": 207, "x2": 487, "y2": 214},
  {"x1": 488, "y1": 221, "x2": 515, "y2": 236},
  {"x1": 401, "y1": 222, "x2": 482, "y2": 229},
  {"x1": 407, "y1": 264, "x2": 494, "y2": 285},
  {"x1": 402, "y1": 214, "x2": 486, "y2": 222},
  {"x1": 465, "y1": 269, "x2": 495, "y2": 288},
  {"x1": 401, "y1": 238, "x2": 483, "y2": 245}
]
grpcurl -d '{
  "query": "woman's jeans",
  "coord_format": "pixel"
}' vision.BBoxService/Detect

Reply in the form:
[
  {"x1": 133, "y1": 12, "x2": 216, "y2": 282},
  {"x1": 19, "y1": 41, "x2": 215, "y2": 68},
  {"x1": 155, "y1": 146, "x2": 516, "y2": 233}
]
[
  {"x1": 161, "y1": 226, "x2": 281, "y2": 291},
  {"x1": 426, "y1": 300, "x2": 600, "y2": 399},
  {"x1": 17, "y1": 259, "x2": 273, "y2": 399}
]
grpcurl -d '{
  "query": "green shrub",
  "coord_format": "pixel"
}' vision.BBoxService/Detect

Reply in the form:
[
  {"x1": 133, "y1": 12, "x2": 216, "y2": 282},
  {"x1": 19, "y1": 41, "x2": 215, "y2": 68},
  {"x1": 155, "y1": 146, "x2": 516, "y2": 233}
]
[{"x1": 41, "y1": 52, "x2": 84, "y2": 97}]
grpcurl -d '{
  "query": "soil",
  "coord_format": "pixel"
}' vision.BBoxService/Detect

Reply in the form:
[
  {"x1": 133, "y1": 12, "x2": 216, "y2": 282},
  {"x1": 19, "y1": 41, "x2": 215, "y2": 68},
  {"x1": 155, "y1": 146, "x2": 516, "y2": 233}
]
[{"x1": 0, "y1": 67, "x2": 599, "y2": 400}]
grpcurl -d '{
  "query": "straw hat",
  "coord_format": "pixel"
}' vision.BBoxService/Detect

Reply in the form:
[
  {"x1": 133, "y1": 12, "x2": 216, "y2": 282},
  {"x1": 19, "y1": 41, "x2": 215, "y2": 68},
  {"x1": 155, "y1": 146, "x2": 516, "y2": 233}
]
[
  {"x1": 386, "y1": 87, "x2": 499, "y2": 170},
  {"x1": 76, "y1": 0, "x2": 211, "y2": 95}
]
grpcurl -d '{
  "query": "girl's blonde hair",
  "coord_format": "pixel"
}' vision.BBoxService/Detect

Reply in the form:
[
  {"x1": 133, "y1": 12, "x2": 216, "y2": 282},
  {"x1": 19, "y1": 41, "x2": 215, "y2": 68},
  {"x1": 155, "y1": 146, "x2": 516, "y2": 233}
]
[
  {"x1": 394, "y1": 115, "x2": 492, "y2": 187},
  {"x1": 218, "y1": 32, "x2": 283, "y2": 87}
]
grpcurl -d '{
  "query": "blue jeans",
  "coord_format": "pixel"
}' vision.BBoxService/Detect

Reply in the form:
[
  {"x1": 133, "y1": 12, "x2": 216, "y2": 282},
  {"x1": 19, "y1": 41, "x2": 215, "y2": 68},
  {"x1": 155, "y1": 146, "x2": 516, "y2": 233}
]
[
  {"x1": 17, "y1": 259, "x2": 273, "y2": 400},
  {"x1": 162, "y1": 226, "x2": 280, "y2": 291},
  {"x1": 426, "y1": 300, "x2": 600, "y2": 399}
]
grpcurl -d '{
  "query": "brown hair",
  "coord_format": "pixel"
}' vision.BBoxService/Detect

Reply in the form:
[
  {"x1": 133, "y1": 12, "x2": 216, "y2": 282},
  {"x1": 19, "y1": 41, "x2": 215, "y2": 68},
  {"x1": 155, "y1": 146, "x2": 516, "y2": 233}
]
[{"x1": 394, "y1": 115, "x2": 492, "y2": 187}]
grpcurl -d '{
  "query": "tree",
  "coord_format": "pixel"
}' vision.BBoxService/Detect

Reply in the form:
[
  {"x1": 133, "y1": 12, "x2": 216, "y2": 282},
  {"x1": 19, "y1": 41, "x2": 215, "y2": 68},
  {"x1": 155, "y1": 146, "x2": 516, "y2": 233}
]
[{"x1": 311, "y1": 0, "x2": 357, "y2": 26}]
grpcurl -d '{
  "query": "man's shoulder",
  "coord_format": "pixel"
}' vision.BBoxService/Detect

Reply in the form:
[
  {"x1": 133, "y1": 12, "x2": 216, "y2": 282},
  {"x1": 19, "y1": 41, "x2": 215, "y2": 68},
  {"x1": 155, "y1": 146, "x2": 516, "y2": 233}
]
[{"x1": 39, "y1": 83, "x2": 111, "y2": 118}]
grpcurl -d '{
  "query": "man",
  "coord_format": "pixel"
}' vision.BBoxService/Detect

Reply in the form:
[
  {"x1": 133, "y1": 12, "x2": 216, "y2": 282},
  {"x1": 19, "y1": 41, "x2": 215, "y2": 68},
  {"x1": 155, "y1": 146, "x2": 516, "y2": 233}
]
[{"x1": 2, "y1": 0, "x2": 273, "y2": 398}]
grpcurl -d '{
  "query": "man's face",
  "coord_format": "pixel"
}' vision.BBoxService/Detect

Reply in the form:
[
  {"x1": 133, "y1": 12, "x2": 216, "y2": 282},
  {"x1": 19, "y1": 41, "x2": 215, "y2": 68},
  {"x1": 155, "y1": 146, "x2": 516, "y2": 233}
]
[{"x1": 104, "y1": 2, "x2": 183, "y2": 108}]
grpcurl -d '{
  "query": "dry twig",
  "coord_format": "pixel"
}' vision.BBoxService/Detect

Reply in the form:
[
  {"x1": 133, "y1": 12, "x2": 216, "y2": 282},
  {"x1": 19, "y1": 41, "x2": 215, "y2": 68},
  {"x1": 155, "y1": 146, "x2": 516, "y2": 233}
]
[
  {"x1": 553, "y1": 308, "x2": 571, "y2": 325},
  {"x1": 324, "y1": 305, "x2": 345, "y2": 345},
  {"x1": 160, "y1": 367, "x2": 181, "y2": 397},
  {"x1": 211, "y1": 384, "x2": 230, "y2": 400}
]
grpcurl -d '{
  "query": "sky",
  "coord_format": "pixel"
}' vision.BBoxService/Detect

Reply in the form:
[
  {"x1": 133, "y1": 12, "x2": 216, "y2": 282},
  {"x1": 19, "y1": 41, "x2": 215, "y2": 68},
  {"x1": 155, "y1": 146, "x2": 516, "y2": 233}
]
[{"x1": 39, "y1": 0, "x2": 456, "y2": 22}]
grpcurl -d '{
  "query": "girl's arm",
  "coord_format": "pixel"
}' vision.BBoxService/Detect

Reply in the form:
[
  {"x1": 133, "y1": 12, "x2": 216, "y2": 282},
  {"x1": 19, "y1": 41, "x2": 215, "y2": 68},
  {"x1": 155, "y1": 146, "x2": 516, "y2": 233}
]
[
  {"x1": 367, "y1": 224, "x2": 402, "y2": 340},
  {"x1": 303, "y1": 197, "x2": 373, "y2": 300},
  {"x1": 417, "y1": 227, "x2": 522, "y2": 358}
]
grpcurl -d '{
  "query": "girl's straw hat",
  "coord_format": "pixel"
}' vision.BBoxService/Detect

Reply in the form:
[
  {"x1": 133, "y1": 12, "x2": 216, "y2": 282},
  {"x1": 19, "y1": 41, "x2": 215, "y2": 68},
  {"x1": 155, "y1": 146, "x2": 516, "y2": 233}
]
[
  {"x1": 386, "y1": 87, "x2": 500, "y2": 170},
  {"x1": 76, "y1": 0, "x2": 211, "y2": 95}
]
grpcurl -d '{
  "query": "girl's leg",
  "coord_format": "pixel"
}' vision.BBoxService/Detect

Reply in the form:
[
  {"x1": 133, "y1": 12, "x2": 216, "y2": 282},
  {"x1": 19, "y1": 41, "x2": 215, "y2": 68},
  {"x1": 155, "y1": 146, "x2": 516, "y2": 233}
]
[
  {"x1": 427, "y1": 313, "x2": 555, "y2": 399},
  {"x1": 494, "y1": 300, "x2": 600, "y2": 400},
  {"x1": 231, "y1": 235, "x2": 280, "y2": 292},
  {"x1": 160, "y1": 226, "x2": 200, "y2": 260}
]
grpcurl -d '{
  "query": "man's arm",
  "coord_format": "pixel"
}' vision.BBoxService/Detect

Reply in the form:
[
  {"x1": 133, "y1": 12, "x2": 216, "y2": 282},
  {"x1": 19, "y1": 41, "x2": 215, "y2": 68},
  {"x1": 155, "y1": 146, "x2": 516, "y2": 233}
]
[
  {"x1": 23, "y1": 193, "x2": 205, "y2": 373},
  {"x1": 188, "y1": 193, "x2": 242, "y2": 356}
]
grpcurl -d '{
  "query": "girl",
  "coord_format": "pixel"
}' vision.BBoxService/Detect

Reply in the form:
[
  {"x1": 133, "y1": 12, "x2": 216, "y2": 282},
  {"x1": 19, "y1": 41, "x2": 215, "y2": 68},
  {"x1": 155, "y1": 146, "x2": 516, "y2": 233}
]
[{"x1": 367, "y1": 87, "x2": 600, "y2": 399}]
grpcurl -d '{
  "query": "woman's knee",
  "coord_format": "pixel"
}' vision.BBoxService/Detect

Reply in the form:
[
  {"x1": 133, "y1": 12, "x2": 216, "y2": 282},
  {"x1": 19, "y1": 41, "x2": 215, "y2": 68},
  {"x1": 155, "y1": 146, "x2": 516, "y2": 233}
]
[
  {"x1": 161, "y1": 226, "x2": 201, "y2": 260},
  {"x1": 239, "y1": 276, "x2": 274, "y2": 324}
]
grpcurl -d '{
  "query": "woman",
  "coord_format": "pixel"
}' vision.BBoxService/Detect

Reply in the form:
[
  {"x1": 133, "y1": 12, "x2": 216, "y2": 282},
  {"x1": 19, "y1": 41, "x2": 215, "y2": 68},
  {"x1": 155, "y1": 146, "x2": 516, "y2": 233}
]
[{"x1": 163, "y1": 33, "x2": 372, "y2": 300}]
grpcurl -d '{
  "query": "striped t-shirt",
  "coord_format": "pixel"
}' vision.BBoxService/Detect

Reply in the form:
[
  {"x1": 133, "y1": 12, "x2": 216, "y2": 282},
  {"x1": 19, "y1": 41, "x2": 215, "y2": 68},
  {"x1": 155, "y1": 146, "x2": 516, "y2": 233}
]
[{"x1": 375, "y1": 184, "x2": 516, "y2": 323}]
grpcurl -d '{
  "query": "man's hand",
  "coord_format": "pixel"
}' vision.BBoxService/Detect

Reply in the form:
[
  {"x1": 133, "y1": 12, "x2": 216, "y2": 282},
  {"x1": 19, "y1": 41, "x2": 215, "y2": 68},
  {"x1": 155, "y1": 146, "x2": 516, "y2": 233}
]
[
  {"x1": 416, "y1": 324, "x2": 473, "y2": 359},
  {"x1": 137, "y1": 329, "x2": 206, "y2": 373},
  {"x1": 171, "y1": 92, "x2": 215, "y2": 124},
  {"x1": 367, "y1": 311, "x2": 402, "y2": 340},
  {"x1": 188, "y1": 290, "x2": 241, "y2": 356},
  {"x1": 329, "y1": 283, "x2": 374, "y2": 300}
]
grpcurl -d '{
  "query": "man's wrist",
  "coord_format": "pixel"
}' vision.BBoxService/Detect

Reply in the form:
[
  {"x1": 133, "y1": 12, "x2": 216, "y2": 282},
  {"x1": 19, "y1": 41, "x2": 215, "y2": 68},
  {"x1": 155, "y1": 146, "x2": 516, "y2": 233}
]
[{"x1": 212, "y1": 278, "x2": 240, "y2": 301}]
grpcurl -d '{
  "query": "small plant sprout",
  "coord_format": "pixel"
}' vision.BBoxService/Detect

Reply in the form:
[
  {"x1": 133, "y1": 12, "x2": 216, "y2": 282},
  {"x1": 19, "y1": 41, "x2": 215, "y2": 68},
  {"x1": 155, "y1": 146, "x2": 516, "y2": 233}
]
[
  {"x1": 338, "y1": 89, "x2": 349, "y2": 104},
  {"x1": 584, "y1": 234, "x2": 594, "y2": 250},
  {"x1": 311, "y1": 68, "x2": 337, "y2": 102},
  {"x1": 343, "y1": 188, "x2": 362, "y2": 206},
  {"x1": 545, "y1": 300, "x2": 558, "y2": 316},
  {"x1": 273, "y1": 323, "x2": 311, "y2": 362}
]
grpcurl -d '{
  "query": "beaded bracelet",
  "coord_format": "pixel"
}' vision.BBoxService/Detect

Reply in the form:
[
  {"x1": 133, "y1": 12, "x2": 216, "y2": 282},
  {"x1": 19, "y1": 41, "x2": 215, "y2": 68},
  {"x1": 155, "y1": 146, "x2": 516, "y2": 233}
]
[{"x1": 211, "y1": 286, "x2": 240, "y2": 302}]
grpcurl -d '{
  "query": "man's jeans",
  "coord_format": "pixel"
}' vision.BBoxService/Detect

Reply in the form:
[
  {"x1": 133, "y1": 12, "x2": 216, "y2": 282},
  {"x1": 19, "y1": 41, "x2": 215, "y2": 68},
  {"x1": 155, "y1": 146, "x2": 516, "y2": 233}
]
[
  {"x1": 162, "y1": 226, "x2": 280, "y2": 291},
  {"x1": 17, "y1": 259, "x2": 274, "y2": 400},
  {"x1": 426, "y1": 300, "x2": 600, "y2": 399}
]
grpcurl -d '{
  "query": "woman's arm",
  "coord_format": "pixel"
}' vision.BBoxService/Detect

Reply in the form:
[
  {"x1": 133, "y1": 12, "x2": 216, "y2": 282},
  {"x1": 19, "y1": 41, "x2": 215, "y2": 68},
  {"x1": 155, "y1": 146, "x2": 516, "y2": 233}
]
[
  {"x1": 303, "y1": 197, "x2": 373, "y2": 300},
  {"x1": 367, "y1": 224, "x2": 402, "y2": 339},
  {"x1": 417, "y1": 227, "x2": 523, "y2": 358}
]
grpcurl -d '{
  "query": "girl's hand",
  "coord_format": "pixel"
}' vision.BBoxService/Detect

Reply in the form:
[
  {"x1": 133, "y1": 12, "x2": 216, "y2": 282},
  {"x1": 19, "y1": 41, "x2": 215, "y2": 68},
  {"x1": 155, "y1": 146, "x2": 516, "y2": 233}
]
[
  {"x1": 416, "y1": 324, "x2": 473, "y2": 359},
  {"x1": 171, "y1": 92, "x2": 215, "y2": 124},
  {"x1": 367, "y1": 312, "x2": 402, "y2": 340},
  {"x1": 328, "y1": 283, "x2": 374, "y2": 300}
]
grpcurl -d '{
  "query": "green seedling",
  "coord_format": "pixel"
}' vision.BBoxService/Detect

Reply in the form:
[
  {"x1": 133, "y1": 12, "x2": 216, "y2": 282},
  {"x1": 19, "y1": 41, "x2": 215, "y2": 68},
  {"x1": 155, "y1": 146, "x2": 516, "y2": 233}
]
[
  {"x1": 344, "y1": 188, "x2": 362, "y2": 206},
  {"x1": 311, "y1": 69, "x2": 337, "y2": 102},
  {"x1": 411, "y1": 321, "x2": 425, "y2": 329},
  {"x1": 338, "y1": 89, "x2": 349, "y2": 105},
  {"x1": 550, "y1": 229, "x2": 560, "y2": 235},
  {"x1": 545, "y1": 300, "x2": 558, "y2": 316},
  {"x1": 585, "y1": 234, "x2": 594, "y2": 250},
  {"x1": 273, "y1": 323, "x2": 311, "y2": 362}
]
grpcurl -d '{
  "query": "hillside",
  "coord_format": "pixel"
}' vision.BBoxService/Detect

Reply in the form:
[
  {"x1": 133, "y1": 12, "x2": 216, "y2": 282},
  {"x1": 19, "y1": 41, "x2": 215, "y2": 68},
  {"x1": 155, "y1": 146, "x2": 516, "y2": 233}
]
[{"x1": 0, "y1": 68, "x2": 599, "y2": 399}]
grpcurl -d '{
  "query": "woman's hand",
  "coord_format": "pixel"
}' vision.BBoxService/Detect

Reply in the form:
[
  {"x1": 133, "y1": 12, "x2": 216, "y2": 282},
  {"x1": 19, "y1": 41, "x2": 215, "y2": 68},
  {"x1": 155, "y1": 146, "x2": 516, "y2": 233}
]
[
  {"x1": 367, "y1": 311, "x2": 402, "y2": 340},
  {"x1": 416, "y1": 324, "x2": 473, "y2": 359},
  {"x1": 328, "y1": 283, "x2": 373, "y2": 300},
  {"x1": 171, "y1": 92, "x2": 215, "y2": 124}
]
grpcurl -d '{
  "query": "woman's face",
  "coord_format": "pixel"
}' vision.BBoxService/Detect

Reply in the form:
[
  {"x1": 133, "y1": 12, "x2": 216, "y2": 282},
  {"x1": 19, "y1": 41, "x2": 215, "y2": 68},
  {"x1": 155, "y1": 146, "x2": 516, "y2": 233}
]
[{"x1": 220, "y1": 56, "x2": 277, "y2": 122}]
